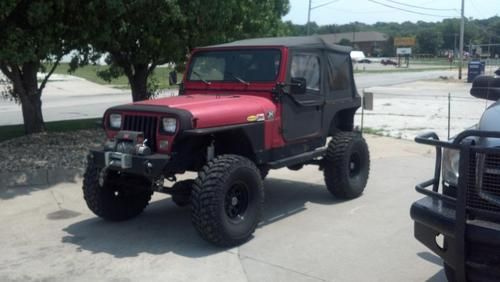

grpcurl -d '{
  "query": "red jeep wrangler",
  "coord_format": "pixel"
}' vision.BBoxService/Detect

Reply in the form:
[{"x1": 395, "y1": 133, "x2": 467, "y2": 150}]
[{"x1": 84, "y1": 36, "x2": 370, "y2": 246}]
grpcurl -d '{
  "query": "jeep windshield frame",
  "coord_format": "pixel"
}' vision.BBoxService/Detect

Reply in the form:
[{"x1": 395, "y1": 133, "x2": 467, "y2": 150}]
[{"x1": 186, "y1": 48, "x2": 281, "y2": 84}]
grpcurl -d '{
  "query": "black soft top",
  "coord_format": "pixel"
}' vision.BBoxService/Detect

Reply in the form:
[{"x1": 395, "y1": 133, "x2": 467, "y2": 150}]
[{"x1": 202, "y1": 36, "x2": 352, "y2": 54}]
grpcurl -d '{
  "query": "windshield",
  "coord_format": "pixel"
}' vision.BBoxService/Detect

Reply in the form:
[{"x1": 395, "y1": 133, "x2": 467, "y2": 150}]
[{"x1": 187, "y1": 49, "x2": 281, "y2": 83}]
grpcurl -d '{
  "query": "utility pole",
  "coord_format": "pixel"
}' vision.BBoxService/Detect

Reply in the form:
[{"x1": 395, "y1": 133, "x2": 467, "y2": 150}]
[
  {"x1": 454, "y1": 33, "x2": 458, "y2": 57},
  {"x1": 307, "y1": 0, "x2": 338, "y2": 36},
  {"x1": 352, "y1": 24, "x2": 356, "y2": 48},
  {"x1": 458, "y1": 0, "x2": 465, "y2": 80},
  {"x1": 488, "y1": 36, "x2": 492, "y2": 58},
  {"x1": 307, "y1": 0, "x2": 312, "y2": 35}
]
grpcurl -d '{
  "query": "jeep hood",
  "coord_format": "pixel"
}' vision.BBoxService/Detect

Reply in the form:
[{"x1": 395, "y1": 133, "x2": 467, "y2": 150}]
[{"x1": 134, "y1": 94, "x2": 276, "y2": 128}]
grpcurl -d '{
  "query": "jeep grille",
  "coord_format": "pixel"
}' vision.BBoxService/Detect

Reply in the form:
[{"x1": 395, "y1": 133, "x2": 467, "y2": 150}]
[
  {"x1": 467, "y1": 150, "x2": 500, "y2": 215},
  {"x1": 122, "y1": 115, "x2": 158, "y2": 152}
]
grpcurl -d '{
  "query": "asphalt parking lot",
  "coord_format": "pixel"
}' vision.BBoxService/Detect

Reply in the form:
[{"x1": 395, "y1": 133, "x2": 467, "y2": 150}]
[{"x1": 0, "y1": 135, "x2": 446, "y2": 282}]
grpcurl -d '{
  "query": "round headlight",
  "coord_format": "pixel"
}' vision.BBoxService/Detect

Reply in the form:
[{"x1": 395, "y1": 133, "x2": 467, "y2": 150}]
[
  {"x1": 109, "y1": 113, "x2": 122, "y2": 129},
  {"x1": 442, "y1": 148, "x2": 460, "y2": 186},
  {"x1": 162, "y1": 117, "x2": 177, "y2": 133}
]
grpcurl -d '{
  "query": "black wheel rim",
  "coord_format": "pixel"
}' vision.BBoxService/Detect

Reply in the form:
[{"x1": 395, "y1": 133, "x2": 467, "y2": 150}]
[
  {"x1": 224, "y1": 181, "x2": 249, "y2": 223},
  {"x1": 349, "y1": 152, "x2": 362, "y2": 178}
]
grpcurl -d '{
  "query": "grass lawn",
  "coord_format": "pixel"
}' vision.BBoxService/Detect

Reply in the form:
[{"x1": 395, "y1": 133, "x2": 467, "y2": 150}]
[
  {"x1": 49, "y1": 63, "x2": 181, "y2": 90},
  {"x1": 0, "y1": 118, "x2": 102, "y2": 142}
]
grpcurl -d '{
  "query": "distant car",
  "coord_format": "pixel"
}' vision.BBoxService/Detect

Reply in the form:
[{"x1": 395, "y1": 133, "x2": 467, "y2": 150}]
[
  {"x1": 357, "y1": 59, "x2": 371, "y2": 64},
  {"x1": 495, "y1": 67, "x2": 500, "y2": 76},
  {"x1": 381, "y1": 59, "x2": 397, "y2": 66}
]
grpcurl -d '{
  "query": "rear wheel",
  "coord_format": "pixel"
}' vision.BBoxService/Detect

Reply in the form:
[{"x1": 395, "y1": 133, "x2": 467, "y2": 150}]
[
  {"x1": 323, "y1": 132, "x2": 370, "y2": 199},
  {"x1": 191, "y1": 155, "x2": 264, "y2": 247},
  {"x1": 83, "y1": 160, "x2": 153, "y2": 221}
]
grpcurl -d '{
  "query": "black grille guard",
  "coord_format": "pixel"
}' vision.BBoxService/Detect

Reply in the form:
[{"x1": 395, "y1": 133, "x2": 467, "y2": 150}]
[
  {"x1": 415, "y1": 130, "x2": 500, "y2": 218},
  {"x1": 414, "y1": 130, "x2": 500, "y2": 281}
]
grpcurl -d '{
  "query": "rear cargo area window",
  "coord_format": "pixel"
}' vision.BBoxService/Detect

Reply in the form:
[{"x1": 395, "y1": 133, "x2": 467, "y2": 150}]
[{"x1": 327, "y1": 53, "x2": 351, "y2": 91}]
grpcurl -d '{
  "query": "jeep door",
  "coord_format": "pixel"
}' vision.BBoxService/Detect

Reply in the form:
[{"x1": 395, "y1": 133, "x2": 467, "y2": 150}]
[{"x1": 281, "y1": 51, "x2": 325, "y2": 141}]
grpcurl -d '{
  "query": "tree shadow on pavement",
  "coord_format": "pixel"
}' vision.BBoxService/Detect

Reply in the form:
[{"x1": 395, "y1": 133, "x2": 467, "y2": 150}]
[
  {"x1": 61, "y1": 177, "x2": 344, "y2": 258},
  {"x1": 0, "y1": 169, "x2": 83, "y2": 200}
]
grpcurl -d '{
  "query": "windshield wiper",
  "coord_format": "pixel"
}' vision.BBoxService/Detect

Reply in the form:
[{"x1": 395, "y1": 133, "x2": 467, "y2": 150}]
[
  {"x1": 226, "y1": 72, "x2": 250, "y2": 86},
  {"x1": 191, "y1": 71, "x2": 211, "y2": 85}
]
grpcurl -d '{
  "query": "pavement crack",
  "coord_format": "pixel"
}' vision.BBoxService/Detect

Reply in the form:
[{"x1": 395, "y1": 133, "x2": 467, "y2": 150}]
[
  {"x1": 236, "y1": 248, "x2": 250, "y2": 282},
  {"x1": 238, "y1": 253, "x2": 328, "y2": 282},
  {"x1": 49, "y1": 190, "x2": 63, "y2": 210}
]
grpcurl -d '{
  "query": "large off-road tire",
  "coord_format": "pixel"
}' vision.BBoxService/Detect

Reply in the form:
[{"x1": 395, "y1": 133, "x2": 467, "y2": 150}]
[
  {"x1": 171, "y1": 180, "x2": 194, "y2": 207},
  {"x1": 323, "y1": 132, "x2": 370, "y2": 199},
  {"x1": 83, "y1": 161, "x2": 153, "y2": 221},
  {"x1": 191, "y1": 155, "x2": 264, "y2": 247}
]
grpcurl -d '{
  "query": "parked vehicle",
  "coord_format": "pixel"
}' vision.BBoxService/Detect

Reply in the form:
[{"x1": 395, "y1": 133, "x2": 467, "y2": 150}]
[
  {"x1": 357, "y1": 59, "x2": 372, "y2": 64},
  {"x1": 381, "y1": 59, "x2": 397, "y2": 66},
  {"x1": 83, "y1": 36, "x2": 370, "y2": 246},
  {"x1": 411, "y1": 74, "x2": 500, "y2": 281}
]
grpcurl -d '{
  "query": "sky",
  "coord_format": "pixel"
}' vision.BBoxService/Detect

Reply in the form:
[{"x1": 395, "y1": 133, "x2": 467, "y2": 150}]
[{"x1": 283, "y1": 0, "x2": 500, "y2": 25}]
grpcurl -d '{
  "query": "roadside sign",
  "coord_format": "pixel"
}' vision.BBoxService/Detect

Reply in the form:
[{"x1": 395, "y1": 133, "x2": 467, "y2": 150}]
[
  {"x1": 396, "y1": 48, "x2": 412, "y2": 55},
  {"x1": 394, "y1": 37, "x2": 416, "y2": 46}
]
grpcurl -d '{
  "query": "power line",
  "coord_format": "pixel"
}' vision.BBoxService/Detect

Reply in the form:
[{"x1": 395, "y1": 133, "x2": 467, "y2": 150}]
[
  {"x1": 311, "y1": 0, "x2": 340, "y2": 10},
  {"x1": 384, "y1": 0, "x2": 458, "y2": 12},
  {"x1": 324, "y1": 7, "x2": 390, "y2": 14},
  {"x1": 367, "y1": 0, "x2": 456, "y2": 18}
]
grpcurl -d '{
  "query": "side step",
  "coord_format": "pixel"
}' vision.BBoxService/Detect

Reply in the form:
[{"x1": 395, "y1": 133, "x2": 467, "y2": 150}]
[{"x1": 267, "y1": 148, "x2": 327, "y2": 169}]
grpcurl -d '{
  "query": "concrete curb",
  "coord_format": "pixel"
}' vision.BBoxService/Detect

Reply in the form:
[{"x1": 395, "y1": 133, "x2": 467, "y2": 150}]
[{"x1": 0, "y1": 168, "x2": 84, "y2": 188}]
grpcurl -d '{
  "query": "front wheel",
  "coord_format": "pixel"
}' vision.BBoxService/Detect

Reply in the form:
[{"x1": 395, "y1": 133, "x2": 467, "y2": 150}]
[
  {"x1": 191, "y1": 155, "x2": 264, "y2": 247},
  {"x1": 323, "y1": 132, "x2": 370, "y2": 199},
  {"x1": 83, "y1": 160, "x2": 153, "y2": 221}
]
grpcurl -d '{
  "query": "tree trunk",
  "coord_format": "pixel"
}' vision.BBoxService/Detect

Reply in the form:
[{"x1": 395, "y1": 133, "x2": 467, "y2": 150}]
[
  {"x1": 19, "y1": 90, "x2": 45, "y2": 134},
  {"x1": 21, "y1": 63, "x2": 45, "y2": 134},
  {"x1": 6, "y1": 62, "x2": 46, "y2": 134},
  {"x1": 129, "y1": 64, "x2": 150, "y2": 102}
]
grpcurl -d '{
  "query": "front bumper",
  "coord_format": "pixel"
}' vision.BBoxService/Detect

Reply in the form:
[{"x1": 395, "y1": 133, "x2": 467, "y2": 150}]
[
  {"x1": 411, "y1": 196, "x2": 500, "y2": 280},
  {"x1": 89, "y1": 149, "x2": 170, "y2": 178}
]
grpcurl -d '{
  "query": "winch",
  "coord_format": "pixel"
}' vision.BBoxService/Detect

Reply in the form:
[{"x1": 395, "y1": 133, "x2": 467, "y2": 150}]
[{"x1": 103, "y1": 131, "x2": 152, "y2": 169}]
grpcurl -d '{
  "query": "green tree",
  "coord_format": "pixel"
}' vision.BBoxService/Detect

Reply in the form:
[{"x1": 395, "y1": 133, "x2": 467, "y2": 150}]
[
  {"x1": 0, "y1": 1, "x2": 86, "y2": 134},
  {"x1": 338, "y1": 39, "x2": 352, "y2": 46},
  {"x1": 86, "y1": 1, "x2": 184, "y2": 102},
  {"x1": 416, "y1": 29, "x2": 443, "y2": 55},
  {"x1": 89, "y1": 0, "x2": 289, "y2": 102}
]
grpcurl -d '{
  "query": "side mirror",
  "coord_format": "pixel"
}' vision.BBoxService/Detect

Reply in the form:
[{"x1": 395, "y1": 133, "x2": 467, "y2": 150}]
[
  {"x1": 470, "y1": 75, "x2": 500, "y2": 101},
  {"x1": 169, "y1": 70, "x2": 178, "y2": 85},
  {"x1": 290, "y1": 77, "x2": 306, "y2": 94}
]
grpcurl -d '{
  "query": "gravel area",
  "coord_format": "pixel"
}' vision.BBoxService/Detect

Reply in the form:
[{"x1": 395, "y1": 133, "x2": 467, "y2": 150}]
[{"x1": 0, "y1": 129, "x2": 105, "y2": 172}]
